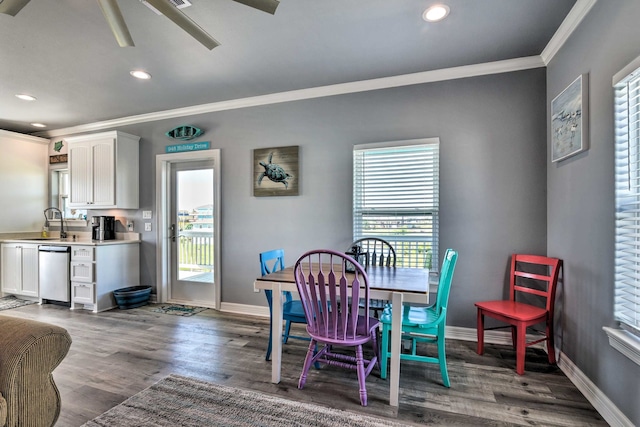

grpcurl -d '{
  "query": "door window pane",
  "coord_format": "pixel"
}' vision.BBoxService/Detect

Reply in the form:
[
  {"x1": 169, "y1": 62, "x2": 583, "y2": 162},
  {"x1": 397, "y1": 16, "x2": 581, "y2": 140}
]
[{"x1": 177, "y1": 168, "x2": 214, "y2": 283}]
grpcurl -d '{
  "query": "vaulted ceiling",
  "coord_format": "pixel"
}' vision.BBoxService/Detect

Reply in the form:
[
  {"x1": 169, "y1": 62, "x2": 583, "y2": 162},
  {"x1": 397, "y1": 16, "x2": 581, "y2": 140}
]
[{"x1": 0, "y1": 0, "x2": 580, "y2": 137}]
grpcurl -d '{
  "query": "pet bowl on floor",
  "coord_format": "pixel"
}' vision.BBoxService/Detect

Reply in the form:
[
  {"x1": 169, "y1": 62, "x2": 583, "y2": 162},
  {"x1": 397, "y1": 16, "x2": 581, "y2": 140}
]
[{"x1": 113, "y1": 286, "x2": 152, "y2": 309}]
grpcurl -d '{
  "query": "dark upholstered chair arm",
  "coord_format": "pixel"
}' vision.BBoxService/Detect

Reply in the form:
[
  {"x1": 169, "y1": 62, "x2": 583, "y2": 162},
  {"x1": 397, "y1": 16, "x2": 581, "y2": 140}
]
[{"x1": 0, "y1": 315, "x2": 72, "y2": 427}]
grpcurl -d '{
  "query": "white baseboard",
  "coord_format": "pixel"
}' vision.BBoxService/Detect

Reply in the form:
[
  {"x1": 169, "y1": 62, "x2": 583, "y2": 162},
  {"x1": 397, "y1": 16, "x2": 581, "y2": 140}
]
[
  {"x1": 220, "y1": 302, "x2": 269, "y2": 318},
  {"x1": 218, "y1": 304, "x2": 632, "y2": 426},
  {"x1": 446, "y1": 325, "x2": 547, "y2": 349},
  {"x1": 446, "y1": 325, "x2": 511, "y2": 345},
  {"x1": 557, "y1": 352, "x2": 634, "y2": 427}
]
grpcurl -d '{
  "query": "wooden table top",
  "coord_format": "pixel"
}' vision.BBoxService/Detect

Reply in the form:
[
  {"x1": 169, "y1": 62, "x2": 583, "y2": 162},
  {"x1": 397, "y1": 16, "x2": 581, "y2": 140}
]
[{"x1": 256, "y1": 264, "x2": 429, "y2": 294}]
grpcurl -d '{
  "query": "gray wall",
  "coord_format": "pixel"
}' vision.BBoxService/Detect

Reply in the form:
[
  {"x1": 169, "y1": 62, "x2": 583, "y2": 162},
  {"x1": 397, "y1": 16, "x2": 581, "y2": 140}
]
[
  {"x1": 100, "y1": 68, "x2": 548, "y2": 324},
  {"x1": 547, "y1": 1, "x2": 640, "y2": 425}
]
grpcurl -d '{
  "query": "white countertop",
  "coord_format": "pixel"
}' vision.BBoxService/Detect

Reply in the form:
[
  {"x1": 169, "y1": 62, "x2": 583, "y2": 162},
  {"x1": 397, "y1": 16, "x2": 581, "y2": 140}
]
[{"x1": 0, "y1": 232, "x2": 140, "y2": 246}]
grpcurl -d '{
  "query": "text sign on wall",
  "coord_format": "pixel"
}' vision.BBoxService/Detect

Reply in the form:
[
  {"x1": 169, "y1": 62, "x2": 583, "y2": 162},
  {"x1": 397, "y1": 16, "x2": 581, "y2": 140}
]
[{"x1": 165, "y1": 141, "x2": 210, "y2": 153}]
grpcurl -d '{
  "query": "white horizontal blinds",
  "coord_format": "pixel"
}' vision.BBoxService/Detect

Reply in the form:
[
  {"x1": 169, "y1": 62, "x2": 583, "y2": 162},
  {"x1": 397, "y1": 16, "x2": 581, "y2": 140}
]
[
  {"x1": 353, "y1": 141, "x2": 439, "y2": 270},
  {"x1": 614, "y1": 67, "x2": 640, "y2": 333}
]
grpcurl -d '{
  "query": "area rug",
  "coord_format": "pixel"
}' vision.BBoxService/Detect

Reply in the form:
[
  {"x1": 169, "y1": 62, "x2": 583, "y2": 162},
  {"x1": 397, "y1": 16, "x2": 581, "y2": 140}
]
[
  {"x1": 0, "y1": 295, "x2": 37, "y2": 311},
  {"x1": 82, "y1": 374, "x2": 407, "y2": 427},
  {"x1": 149, "y1": 304, "x2": 207, "y2": 316}
]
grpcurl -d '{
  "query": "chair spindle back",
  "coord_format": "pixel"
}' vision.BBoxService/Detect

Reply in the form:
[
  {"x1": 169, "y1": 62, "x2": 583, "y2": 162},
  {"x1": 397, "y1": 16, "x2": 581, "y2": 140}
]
[
  {"x1": 350, "y1": 237, "x2": 396, "y2": 268},
  {"x1": 295, "y1": 249, "x2": 371, "y2": 341}
]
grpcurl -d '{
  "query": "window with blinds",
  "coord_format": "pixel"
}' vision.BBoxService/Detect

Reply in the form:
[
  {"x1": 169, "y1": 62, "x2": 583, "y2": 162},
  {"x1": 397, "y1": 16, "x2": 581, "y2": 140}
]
[
  {"x1": 353, "y1": 138, "x2": 439, "y2": 271},
  {"x1": 614, "y1": 59, "x2": 640, "y2": 335}
]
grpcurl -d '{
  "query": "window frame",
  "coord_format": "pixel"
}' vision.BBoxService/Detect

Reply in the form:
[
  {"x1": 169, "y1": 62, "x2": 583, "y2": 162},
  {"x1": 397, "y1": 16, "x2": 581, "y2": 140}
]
[
  {"x1": 609, "y1": 55, "x2": 640, "y2": 365},
  {"x1": 352, "y1": 137, "x2": 440, "y2": 272},
  {"x1": 48, "y1": 164, "x2": 87, "y2": 227}
]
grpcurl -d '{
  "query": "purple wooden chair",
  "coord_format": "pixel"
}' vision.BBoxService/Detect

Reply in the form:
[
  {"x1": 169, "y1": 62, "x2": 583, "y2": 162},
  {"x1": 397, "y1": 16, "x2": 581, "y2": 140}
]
[{"x1": 294, "y1": 249, "x2": 380, "y2": 406}]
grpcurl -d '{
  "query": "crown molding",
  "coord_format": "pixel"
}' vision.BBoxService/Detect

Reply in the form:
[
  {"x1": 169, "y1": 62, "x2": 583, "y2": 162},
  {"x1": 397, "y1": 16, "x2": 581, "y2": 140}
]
[
  {"x1": 0, "y1": 128, "x2": 49, "y2": 144},
  {"x1": 40, "y1": 56, "x2": 545, "y2": 138},
  {"x1": 541, "y1": 0, "x2": 597, "y2": 65},
  {"x1": 33, "y1": 0, "x2": 592, "y2": 139}
]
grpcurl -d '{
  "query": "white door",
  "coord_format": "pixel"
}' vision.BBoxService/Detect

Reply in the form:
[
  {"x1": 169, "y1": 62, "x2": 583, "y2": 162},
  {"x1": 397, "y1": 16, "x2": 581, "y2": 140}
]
[{"x1": 156, "y1": 150, "x2": 221, "y2": 308}]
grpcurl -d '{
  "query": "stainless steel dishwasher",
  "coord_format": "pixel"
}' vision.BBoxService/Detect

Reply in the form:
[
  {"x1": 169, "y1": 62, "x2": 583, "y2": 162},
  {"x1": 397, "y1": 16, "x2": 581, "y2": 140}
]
[{"x1": 39, "y1": 245, "x2": 71, "y2": 303}]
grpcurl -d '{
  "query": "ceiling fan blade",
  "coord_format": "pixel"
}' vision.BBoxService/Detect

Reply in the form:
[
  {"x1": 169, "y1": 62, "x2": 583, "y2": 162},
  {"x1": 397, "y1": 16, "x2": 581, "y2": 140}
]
[
  {"x1": 232, "y1": 0, "x2": 279, "y2": 15},
  {"x1": 97, "y1": 0, "x2": 135, "y2": 47},
  {"x1": 0, "y1": 0, "x2": 31, "y2": 16},
  {"x1": 145, "y1": 0, "x2": 219, "y2": 50}
]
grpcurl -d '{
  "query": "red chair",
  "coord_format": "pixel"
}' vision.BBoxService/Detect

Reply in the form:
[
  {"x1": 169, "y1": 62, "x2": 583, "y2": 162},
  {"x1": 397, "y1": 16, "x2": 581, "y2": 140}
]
[{"x1": 475, "y1": 254, "x2": 562, "y2": 375}]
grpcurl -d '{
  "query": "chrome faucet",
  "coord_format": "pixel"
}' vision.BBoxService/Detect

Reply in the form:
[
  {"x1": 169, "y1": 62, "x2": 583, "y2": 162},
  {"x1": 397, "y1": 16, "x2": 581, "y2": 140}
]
[{"x1": 44, "y1": 207, "x2": 67, "y2": 239}]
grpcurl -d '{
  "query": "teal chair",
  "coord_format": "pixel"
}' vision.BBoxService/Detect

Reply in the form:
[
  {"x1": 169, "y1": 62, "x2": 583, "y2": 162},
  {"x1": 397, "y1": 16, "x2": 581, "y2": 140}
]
[
  {"x1": 379, "y1": 248, "x2": 458, "y2": 387},
  {"x1": 260, "y1": 249, "x2": 310, "y2": 361}
]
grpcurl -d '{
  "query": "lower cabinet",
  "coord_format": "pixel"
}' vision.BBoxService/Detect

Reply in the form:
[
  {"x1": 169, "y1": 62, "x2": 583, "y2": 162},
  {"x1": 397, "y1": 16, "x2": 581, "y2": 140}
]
[
  {"x1": 1, "y1": 243, "x2": 39, "y2": 297},
  {"x1": 70, "y1": 243, "x2": 140, "y2": 313},
  {"x1": 72, "y1": 282, "x2": 94, "y2": 305}
]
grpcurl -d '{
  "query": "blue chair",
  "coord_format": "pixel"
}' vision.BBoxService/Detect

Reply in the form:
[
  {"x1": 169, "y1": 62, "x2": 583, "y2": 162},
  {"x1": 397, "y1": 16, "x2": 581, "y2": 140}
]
[
  {"x1": 379, "y1": 248, "x2": 458, "y2": 387},
  {"x1": 260, "y1": 249, "x2": 310, "y2": 361}
]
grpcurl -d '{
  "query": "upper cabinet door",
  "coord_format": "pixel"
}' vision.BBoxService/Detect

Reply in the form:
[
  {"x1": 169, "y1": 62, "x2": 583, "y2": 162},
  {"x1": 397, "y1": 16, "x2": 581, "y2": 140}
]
[
  {"x1": 69, "y1": 142, "x2": 93, "y2": 206},
  {"x1": 66, "y1": 131, "x2": 140, "y2": 209},
  {"x1": 91, "y1": 139, "x2": 116, "y2": 206}
]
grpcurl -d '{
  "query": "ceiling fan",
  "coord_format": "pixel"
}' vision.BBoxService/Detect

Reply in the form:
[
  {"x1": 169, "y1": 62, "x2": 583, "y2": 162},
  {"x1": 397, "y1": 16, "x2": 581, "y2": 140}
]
[{"x1": 0, "y1": 0, "x2": 280, "y2": 50}]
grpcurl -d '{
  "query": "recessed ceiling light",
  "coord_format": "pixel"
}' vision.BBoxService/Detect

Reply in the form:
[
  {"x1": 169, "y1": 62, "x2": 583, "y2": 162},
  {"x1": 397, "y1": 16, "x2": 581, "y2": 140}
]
[
  {"x1": 423, "y1": 4, "x2": 450, "y2": 22},
  {"x1": 30, "y1": 123, "x2": 46, "y2": 128},
  {"x1": 16, "y1": 94, "x2": 37, "y2": 101},
  {"x1": 130, "y1": 70, "x2": 152, "y2": 80}
]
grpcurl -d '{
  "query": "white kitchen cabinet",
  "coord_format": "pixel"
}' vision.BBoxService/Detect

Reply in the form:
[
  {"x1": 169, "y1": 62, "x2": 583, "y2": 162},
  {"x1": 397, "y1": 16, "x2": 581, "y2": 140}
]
[
  {"x1": 66, "y1": 131, "x2": 140, "y2": 209},
  {"x1": 1, "y1": 243, "x2": 39, "y2": 297},
  {"x1": 70, "y1": 243, "x2": 140, "y2": 313}
]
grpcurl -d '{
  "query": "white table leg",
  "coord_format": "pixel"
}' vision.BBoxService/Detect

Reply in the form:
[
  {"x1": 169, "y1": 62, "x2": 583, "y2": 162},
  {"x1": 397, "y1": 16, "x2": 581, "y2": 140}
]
[
  {"x1": 271, "y1": 282, "x2": 283, "y2": 383},
  {"x1": 390, "y1": 291, "x2": 403, "y2": 406}
]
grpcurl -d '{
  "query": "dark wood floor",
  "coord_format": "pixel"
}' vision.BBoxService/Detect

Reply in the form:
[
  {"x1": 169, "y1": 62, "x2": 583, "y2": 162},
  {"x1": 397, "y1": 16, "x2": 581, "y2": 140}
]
[{"x1": 2, "y1": 303, "x2": 607, "y2": 426}]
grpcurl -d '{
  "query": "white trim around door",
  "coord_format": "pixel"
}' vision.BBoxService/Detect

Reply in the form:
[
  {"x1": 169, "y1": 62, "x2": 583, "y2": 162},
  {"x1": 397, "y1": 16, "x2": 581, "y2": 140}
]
[{"x1": 155, "y1": 149, "x2": 221, "y2": 309}]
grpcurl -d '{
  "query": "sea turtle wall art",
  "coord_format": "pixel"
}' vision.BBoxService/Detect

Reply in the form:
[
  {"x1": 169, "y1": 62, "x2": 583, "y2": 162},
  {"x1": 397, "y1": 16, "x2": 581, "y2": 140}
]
[{"x1": 253, "y1": 146, "x2": 299, "y2": 197}]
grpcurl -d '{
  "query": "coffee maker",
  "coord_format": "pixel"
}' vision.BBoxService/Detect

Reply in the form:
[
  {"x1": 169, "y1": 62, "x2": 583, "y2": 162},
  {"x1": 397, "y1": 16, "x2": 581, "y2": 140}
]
[{"x1": 91, "y1": 216, "x2": 115, "y2": 241}]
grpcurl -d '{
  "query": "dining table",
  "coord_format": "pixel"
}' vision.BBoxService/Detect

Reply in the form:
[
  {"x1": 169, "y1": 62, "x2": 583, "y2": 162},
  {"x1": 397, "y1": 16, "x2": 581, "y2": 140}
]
[{"x1": 254, "y1": 264, "x2": 430, "y2": 407}]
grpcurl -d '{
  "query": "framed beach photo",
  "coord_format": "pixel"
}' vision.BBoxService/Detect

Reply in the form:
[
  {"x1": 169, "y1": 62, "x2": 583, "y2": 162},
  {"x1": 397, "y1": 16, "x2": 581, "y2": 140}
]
[{"x1": 551, "y1": 74, "x2": 589, "y2": 162}]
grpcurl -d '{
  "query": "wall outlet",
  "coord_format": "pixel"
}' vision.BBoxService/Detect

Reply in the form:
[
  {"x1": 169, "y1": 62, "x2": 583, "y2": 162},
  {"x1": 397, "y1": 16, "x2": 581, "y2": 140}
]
[
  {"x1": 126, "y1": 220, "x2": 134, "y2": 231},
  {"x1": 144, "y1": 222, "x2": 152, "y2": 232},
  {"x1": 143, "y1": 210, "x2": 152, "y2": 219}
]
